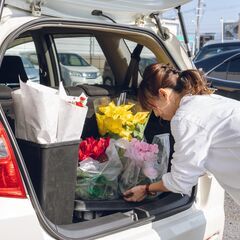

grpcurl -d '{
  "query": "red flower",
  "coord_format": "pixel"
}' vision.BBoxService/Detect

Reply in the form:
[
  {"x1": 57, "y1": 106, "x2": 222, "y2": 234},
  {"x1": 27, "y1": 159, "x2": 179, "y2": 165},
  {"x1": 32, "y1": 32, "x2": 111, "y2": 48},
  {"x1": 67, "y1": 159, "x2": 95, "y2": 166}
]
[
  {"x1": 75, "y1": 96, "x2": 86, "y2": 107},
  {"x1": 76, "y1": 101, "x2": 83, "y2": 107},
  {"x1": 79, "y1": 137, "x2": 110, "y2": 161}
]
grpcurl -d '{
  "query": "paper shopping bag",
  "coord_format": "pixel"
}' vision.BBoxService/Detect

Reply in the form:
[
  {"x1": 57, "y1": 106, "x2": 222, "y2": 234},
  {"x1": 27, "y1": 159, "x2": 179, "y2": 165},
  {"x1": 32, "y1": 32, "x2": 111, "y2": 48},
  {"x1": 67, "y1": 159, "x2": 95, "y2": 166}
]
[
  {"x1": 19, "y1": 81, "x2": 60, "y2": 143},
  {"x1": 57, "y1": 98, "x2": 88, "y2": 142},
  {"x1": 11, "y1": 89, "x2": 28, "y2": 140}
]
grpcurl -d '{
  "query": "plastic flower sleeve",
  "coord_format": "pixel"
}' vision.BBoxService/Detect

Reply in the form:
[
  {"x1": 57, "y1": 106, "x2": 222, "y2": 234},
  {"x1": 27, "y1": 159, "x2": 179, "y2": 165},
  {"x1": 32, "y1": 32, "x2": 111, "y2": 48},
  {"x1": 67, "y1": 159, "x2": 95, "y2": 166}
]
[
  {"x1": 118, "y1": 138, "x2": 160, "y2": 194},
  {"x1": 152, "y1": 133, "x2": 170, "y2": 181},
  {"x1": 75, "y1": 139, "x2": 123, "y2": 200}
]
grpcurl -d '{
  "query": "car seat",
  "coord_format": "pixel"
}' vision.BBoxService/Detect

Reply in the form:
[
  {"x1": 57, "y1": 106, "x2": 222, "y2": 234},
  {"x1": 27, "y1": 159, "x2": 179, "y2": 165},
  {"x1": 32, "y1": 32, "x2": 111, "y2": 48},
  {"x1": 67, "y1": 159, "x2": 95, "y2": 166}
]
[
  {"x1": 0, "y1": 55, "x2": 28, "y2": 86},
  {"x1": 0, "y1": 55, "x2": 29, "y2": 132}
]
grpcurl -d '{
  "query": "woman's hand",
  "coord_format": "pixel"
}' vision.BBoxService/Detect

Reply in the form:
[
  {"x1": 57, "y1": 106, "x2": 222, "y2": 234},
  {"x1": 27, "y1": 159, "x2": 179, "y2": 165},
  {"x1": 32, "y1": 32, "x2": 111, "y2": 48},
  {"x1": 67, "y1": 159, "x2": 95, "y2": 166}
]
[{"x1": 123, "y1": 185, "x2": 146, "y2": 202}]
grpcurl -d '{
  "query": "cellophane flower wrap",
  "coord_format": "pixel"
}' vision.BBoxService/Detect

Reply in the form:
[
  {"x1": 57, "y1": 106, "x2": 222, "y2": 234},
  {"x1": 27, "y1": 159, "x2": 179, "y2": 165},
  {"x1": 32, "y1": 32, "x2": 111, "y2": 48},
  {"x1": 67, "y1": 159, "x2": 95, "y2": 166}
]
[
  {"x1": 75, "y1": 137, "x2": 123, "y2": 200},
  {"x1": 94, "y1": 97, "x2": 150, "y2": 140},
  {"x1": 118, "y1": 138, "x2": 161, "y2": 195}
]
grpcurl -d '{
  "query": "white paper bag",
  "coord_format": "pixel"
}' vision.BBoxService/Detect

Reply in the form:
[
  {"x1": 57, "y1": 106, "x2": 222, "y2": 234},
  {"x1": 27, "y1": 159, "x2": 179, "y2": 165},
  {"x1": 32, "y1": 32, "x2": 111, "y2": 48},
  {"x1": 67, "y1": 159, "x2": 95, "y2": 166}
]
[
  {"x1": 12, "y1": 80, "x2": 88, "y2": 143},
  {"x1": 19, "y1": 81, "x2": 60, "y2": 143},
  {"x1": 57, "y1": 81, "x2": 88, "y2": 141},
  {"x1": 57, "y1": 98, "x2": 88, "y2": 142},
  {"x1": 11, "y1": 89, "x2": 27, "y2": 140}
]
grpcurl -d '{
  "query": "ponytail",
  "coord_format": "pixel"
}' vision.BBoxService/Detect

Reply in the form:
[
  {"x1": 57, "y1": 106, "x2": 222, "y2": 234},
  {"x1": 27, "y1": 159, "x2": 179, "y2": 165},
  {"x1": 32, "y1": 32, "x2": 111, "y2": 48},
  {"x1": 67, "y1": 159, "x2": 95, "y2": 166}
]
[{"x1": 176, "y1": 69, "x2": 213, "y2": 95}]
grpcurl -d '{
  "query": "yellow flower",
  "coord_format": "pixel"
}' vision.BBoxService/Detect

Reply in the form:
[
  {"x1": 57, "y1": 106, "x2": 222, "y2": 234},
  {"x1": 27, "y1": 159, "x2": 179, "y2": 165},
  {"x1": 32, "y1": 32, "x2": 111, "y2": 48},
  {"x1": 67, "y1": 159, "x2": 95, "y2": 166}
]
[
  {"x1": 96, "y1": 100, "x2": 149, "y2": 140},
  {"x1": 96, "y1": 113, "x2": 107, "y2": 136},
  {"x1": 119, "y1": 129, "x2": 132, "y2": 141},
  {"x1": 105, "y1": 117, "x2": 123, "y2": 135},
  {"x1": 133, "y1": 112, "x2": 150, "y2": 125}
]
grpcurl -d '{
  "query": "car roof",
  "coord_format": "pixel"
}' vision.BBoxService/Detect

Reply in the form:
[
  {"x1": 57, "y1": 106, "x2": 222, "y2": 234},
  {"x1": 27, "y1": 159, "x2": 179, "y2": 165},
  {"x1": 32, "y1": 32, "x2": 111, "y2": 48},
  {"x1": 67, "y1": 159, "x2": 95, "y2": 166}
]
[{"x1": 203, "y1": 40, "x2": 240, "y2": 48}]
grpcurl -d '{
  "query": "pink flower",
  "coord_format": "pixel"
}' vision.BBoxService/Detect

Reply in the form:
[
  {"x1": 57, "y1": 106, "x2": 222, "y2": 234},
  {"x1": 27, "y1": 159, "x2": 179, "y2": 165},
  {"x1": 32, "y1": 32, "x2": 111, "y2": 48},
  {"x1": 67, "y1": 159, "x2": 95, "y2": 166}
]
[
  {"x1": 143, "y1": 167, "x2": 158, "y2": 180},
  {"x1": 124, "y1": 138, "x2": 159, "y2": 166}
]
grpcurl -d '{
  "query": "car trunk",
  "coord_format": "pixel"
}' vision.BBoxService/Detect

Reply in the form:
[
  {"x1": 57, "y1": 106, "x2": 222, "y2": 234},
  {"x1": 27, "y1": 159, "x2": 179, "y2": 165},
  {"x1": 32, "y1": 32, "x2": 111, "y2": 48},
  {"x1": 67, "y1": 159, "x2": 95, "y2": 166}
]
[{"x1": 0, "y1": 2, "x2": 196, "y2": 239}]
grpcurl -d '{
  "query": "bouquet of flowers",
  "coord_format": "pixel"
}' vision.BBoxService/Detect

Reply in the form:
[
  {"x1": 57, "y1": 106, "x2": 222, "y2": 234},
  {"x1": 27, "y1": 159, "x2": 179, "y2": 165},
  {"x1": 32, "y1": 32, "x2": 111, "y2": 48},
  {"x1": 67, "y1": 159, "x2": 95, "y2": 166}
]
[
  {"x1": 75, "y1": 137, "x2": 123, "y2": 200},
  {"x1": 118, "y1": 138, "x2": 160, "y2": 194},
  {"x1": 94, "y1": 96, "x2": 149, "y2": 140}
]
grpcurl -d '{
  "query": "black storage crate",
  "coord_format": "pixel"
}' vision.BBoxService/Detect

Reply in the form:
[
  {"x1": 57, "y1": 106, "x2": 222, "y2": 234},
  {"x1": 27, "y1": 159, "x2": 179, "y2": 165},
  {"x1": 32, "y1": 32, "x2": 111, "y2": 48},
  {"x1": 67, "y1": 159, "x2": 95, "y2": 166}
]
[{"x1": 17, "y1": 139, "x2": 80, "y2": 225}]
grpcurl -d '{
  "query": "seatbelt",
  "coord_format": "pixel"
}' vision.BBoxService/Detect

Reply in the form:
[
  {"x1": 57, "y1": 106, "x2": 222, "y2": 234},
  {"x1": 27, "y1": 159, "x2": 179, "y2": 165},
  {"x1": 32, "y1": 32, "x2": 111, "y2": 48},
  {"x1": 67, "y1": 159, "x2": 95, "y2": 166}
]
[{"x1": 123, "y1": 44, "x2": 143, "y2": 89}]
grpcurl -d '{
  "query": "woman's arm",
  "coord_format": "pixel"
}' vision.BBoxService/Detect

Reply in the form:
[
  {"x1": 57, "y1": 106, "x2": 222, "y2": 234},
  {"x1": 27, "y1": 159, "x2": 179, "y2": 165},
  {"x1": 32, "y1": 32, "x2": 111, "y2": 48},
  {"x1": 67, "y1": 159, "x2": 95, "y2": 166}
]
[
  {"x1": 124, "y1": 180, "x2": 169, "y2": 202},
  {"x1": 124, "y1": 117, "x2": 211, "y2": 202}
]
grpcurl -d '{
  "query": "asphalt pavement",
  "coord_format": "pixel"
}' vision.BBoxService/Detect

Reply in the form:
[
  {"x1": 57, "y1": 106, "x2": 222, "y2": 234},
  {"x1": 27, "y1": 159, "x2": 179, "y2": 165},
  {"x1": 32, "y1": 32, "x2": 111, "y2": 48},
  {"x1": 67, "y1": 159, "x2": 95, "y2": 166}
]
[{"x1": 223, "y1": 193, "x2": 240, "y2": 240}]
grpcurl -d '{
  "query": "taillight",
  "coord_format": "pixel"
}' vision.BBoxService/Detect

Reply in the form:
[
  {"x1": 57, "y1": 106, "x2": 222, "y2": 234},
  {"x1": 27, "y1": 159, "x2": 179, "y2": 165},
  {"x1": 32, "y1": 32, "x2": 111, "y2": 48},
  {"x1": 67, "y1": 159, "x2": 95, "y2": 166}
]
[{"x1": 0, "y1": 122, "x2": 26, "y2": 198}]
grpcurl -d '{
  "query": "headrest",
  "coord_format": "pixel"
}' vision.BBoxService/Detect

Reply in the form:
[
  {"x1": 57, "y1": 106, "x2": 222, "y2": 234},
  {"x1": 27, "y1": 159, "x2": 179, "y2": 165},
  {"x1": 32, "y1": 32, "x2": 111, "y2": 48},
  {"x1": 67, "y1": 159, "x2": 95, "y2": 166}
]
[{"x1": 0, "y1": 55, "x2": 28, "y2": 85}]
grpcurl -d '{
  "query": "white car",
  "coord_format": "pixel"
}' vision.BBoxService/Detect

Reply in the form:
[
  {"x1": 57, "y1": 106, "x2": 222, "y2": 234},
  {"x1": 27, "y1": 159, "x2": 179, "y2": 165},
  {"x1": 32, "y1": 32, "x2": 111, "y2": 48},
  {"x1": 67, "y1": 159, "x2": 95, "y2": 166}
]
[
  {"x1": 58, "y1": 52, "x2": 103, "y2": 86},
  {"x1": 0, "y1": 0, "x2": 225, "y2": 240}
]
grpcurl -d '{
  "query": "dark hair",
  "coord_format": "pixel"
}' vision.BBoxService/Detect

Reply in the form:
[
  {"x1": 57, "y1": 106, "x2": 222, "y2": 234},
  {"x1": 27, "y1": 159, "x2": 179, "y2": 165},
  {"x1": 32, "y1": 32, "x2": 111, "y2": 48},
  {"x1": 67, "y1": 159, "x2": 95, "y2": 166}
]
[{"x1": 138, "y1": 63, "x2": 213, "y2": 110}]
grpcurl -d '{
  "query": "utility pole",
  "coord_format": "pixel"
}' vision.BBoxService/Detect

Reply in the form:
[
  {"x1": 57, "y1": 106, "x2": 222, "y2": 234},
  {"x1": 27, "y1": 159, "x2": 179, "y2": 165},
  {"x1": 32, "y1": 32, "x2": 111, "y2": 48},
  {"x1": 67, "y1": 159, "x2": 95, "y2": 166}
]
[
  {"x1": 220, "y1": 17, "x2": 224, "y2": 43},
  {"x1": 194, "y1": 0, "x2": 203, "y2": 54},
  {"x1": 238, "y1": 13, "x2": 240, "y2": 40}
]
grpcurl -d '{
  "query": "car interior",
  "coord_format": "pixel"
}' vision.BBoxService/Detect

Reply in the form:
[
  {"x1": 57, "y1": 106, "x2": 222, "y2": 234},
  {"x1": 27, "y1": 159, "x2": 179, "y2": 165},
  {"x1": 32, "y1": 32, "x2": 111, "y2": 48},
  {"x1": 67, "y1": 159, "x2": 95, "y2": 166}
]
[{"x1": 0, "y1": 21, "x2": 196, "y2": 238}]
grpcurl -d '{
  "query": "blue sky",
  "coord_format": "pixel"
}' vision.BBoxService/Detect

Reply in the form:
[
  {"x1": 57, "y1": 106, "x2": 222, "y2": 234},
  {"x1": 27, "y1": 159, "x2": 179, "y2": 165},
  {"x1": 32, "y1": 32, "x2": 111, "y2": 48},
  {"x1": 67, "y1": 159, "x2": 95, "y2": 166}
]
[
  {"x1": 164, "y1": 0, "x2": 240, "y2": 36},
  {"x1": 182, "y1": 0, "x2": 240, "y2": 34}
]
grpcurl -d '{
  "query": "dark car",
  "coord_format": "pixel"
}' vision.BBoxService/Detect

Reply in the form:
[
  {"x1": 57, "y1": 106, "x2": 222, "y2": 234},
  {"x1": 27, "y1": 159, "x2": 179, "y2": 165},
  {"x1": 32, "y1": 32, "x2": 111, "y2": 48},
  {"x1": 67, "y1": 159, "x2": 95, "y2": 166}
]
[
  {"x1": 194, "y1": 50, "x2": 240, "y2": 99},
  {"x1": 194, "y1": 40, "x2": 240, "y2": 62}
]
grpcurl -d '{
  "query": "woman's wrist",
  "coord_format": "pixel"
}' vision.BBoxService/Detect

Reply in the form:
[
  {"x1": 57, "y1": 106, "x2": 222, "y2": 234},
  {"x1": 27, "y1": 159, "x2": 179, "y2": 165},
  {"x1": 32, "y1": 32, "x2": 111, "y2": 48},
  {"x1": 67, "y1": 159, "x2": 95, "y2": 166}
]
[{"x1": 145, "y1": 183, "x2": 157, "y2": 196}]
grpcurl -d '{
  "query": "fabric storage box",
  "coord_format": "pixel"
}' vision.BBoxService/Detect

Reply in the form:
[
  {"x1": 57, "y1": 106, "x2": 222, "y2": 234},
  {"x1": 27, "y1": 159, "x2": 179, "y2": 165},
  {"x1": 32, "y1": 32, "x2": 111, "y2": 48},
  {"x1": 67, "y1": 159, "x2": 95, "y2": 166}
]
[{"x1": 17, "y1": 139, "x2": 80, "y2": 225}]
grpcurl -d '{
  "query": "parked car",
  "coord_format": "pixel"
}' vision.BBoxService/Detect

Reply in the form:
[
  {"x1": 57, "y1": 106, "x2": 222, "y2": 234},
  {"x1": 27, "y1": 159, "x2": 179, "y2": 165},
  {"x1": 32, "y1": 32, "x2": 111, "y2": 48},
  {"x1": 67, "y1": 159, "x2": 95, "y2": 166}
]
[
  {"x1": 195, "y1": 49, "x2": 240, "y2": 93},
  {"x1": 0, "y1": 1, "x2": 225, "y2": 240},
  {"x1": 194, "y1": 40, "x2": 240, "y2": 62},
  {"x1": 58, "y1": 52, "x2": 103, "y2": 86}
]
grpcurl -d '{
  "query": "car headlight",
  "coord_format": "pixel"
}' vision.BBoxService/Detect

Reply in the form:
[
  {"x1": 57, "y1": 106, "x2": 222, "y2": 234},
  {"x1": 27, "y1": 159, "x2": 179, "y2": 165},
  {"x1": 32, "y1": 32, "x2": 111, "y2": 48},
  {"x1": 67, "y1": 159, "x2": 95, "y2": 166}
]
[
  {"x1": 96, "y1": 71, "x2": 101, "y2": 77},
  {"x1": 69, "y1": 71, "x2": 84, "y2": 77}
]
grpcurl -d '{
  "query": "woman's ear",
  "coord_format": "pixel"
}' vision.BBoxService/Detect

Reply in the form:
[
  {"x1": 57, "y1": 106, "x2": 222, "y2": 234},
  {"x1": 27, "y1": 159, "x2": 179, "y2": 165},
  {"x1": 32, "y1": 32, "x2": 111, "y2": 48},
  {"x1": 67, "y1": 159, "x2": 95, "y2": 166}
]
[{"x1": 158, "y1": 88, "x2": 169, "y2": 101}]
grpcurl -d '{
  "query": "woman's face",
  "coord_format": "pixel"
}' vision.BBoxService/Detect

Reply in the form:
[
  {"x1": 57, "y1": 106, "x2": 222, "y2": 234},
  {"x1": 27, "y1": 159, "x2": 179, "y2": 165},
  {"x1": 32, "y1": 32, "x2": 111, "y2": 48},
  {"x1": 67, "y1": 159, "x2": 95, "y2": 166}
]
[{"x1": 148, "y1": 88, "x2": 181, "y2": 121}]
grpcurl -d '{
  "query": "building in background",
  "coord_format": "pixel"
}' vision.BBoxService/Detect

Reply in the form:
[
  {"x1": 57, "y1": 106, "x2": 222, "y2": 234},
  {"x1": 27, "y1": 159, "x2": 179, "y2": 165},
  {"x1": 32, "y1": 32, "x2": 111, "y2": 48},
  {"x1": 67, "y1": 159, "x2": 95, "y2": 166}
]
[
  {"x1": 223, "y1": 21, "x2": 239, "y2": 40},
  {"x1": 199, "y1": 33, "x2": 215, "y2": 47}
]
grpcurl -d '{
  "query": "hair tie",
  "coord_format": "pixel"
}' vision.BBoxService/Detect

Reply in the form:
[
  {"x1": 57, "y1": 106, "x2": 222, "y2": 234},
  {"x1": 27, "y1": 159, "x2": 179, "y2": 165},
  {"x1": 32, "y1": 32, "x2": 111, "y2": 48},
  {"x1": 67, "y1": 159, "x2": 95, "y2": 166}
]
[{"x1": 179, "y1": 70, "x2": 187, "y2": 78}]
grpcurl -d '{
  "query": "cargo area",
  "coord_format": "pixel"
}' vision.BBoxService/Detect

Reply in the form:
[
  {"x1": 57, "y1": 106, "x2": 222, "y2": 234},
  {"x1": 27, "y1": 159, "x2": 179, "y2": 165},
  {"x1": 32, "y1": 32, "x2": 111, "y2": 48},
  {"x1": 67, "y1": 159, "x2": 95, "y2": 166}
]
[{"x1": 0, "y1": 19, "x2": 195, "y2": 238}]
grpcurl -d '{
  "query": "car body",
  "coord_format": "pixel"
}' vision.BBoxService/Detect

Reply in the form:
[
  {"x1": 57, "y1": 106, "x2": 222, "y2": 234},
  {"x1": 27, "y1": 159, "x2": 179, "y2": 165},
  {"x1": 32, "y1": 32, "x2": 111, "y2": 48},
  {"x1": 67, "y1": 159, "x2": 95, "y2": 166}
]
[
  {"x1": 58, "y1": 52, "x2": 103, "y2": 86},
  {"x1": 195, "y1": 50, "x2": 240, "y2": 94},
  {"x1": 0, "y1": 0, "x2": 225, "y2": 240},
  {"x1": 194, "y1": 40, "x2": 240, "y2": 62}
]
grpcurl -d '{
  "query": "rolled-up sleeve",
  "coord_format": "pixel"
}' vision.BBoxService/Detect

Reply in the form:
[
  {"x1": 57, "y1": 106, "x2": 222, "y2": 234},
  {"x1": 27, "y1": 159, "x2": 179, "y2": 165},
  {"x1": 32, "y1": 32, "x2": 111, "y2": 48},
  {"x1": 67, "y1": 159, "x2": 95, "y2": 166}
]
[{"x1": 162, "y1": 117, "x2": 210, "y2": 196}]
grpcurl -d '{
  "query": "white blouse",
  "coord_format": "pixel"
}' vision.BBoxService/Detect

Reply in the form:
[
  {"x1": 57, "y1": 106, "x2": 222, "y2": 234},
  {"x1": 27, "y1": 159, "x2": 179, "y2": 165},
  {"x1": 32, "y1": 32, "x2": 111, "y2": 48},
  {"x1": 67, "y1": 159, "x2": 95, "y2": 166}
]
[{"x1": 162, "y1": 94, "x2": 240, "y2": 205}]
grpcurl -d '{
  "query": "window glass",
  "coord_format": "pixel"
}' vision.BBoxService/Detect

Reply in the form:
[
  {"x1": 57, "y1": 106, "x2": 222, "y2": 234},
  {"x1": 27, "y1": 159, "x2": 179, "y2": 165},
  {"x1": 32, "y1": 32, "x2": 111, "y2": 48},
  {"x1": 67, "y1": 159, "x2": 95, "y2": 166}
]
[
  {"x1": 227, "y1": 57, "x2": 240, "y2": 82},
  {"x1": 4, "y1": 38, "x2": 40, "y2": 85},
  {"x1": 124, "y1": 40, "x2": 157, "y2": 76},
  {"x1": 53, "y1": 35, "x2": 109, "y2": 86},
  {"x1": 208, "y1": 61, "x2": 228, "y2": 80},
  {"x1": 195, "y1": 45, "x2": 240, "y2": 61}
]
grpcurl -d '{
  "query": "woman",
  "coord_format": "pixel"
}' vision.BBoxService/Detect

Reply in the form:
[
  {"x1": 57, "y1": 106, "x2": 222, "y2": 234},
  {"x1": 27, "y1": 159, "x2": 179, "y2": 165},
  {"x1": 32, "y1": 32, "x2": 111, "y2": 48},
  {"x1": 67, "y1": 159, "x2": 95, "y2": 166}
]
[{"x1": 124, "y1": 63, "x2": 240, "y2": 204}]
